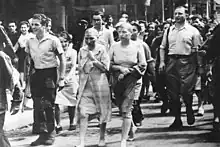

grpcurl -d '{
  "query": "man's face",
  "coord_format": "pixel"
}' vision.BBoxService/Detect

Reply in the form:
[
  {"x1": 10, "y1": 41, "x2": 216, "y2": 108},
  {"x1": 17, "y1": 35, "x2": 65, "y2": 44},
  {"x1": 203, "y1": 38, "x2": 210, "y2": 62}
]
[
  {"x1": 20, "y1": 24, "x2": 29, "y2": 34},
  {"x1": 174, "y1": 7, "x2": 186, "y2": 23},
  {"x1": 131, "y1": 25, "x2": 139, "y2": 40},
  {"x1": 8, "y1": 23, "x2": 17, "y2": 33},
  {"x1": 148, "y1": 24, "x2": 155, "y2": 34},
  {"x1": 107, "y1": 17, "x2": 113, "y2": 24},
  {"x1": 31, "y1": 19, "x2": 44, "y2": 35},
  {"x1": 139, "y1": 23, "x2": 146, "y2": 32},
  {"x1": 47, "y1": 21, "x2": 52, "y2": 31},
  {"x1": 84, "y1": 31, "x2": 98, "y2": 47},
  {"x1": 92, "y1": 15, "x2": 103, "y2": 28}
]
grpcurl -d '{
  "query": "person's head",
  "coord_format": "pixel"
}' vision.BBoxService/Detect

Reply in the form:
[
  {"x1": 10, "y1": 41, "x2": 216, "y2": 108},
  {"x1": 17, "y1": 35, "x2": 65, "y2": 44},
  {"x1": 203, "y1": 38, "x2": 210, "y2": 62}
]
[
  {"x1": 121, "y1": 13, "x2": 128, "y2": 21},
  {"x1": 148, "y1": 23, "x2": 156, "y2": 34},
  {"x1": 174, "y1": 6, "x2": 187, "y2": 24},
  {"x1": 163, "y1": 23, "x2": 170, "y2": 32},
  {"x1": 131, "y1": 22, "x2": 141, "y2": 40},
  {"x1": 20, "y1": 21, "x2": 30, "y2": 35},
  {"x1": 106, "y1": 15, "x2": 113, "y2": 25},
  {"x1": 118, "y1": 22, "x2": 133, "y2": 41},
  {"x1": 78, "y1": 19, "x2": 88, "y2": 29},
  {"x1": 8, "y1": 21, "x2": 17, "y2": 33},
  {"x1": 31, "y1": 13, "x2": 48, "y2": 35},
  {"x1": 92, "y1": 11, "x2": 104, "y2": 29},
  {"x1": 139, "y1": 21, "x2": 146, "y2": 32},
  {"x1": 46, "y1": 17, "x2": 52, "y2": 32},
  {"x1": 58, "y1": 31, "x2": 72, "y2": 51},
  {"x1": 84, "y1": 28, "x2": 99, "y2": 48}
]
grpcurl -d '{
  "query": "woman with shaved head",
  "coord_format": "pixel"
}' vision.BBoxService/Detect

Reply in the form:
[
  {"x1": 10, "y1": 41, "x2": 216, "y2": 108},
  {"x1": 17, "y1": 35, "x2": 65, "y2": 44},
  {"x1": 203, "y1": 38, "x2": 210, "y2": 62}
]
[
  {"x1": 109, "y1": 23, "x2": 147, "y2": 147},
  {"x1": 75, "y1": 28, "x2": 111, "y2": 147}
]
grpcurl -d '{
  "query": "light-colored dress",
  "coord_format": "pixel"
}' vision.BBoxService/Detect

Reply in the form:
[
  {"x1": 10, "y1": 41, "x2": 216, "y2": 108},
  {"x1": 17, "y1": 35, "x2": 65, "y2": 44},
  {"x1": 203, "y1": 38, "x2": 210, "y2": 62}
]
[
  {"x1": 109, "y1": 41, "x2": 147, "y2": 112},
  {"x1": 55, "y1": 47, "x2": 78, "y2": 106},
  {"x1": 75, "y1": 44, "x2": 111, "y2": 123}
]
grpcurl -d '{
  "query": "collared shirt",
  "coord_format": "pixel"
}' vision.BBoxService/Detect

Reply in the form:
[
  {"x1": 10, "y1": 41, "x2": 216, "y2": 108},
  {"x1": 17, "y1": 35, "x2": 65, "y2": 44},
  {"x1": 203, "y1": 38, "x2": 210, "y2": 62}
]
[
  {"x1": 25, "y1": 33, "x2": 64, "y2": 69},
  {"x1": 160, "y1": 22, "x2": 201, "y2": 55}
]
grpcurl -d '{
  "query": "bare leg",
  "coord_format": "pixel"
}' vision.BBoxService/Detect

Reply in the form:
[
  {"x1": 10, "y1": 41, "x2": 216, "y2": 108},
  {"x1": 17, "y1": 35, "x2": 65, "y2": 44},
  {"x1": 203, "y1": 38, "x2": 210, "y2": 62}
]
[
  {"x1": 78, "y1": 114, "x2": 89, "y2": 147},
  {"x1": 55, "y1": 104, "x2": 61, "y2": 127},
  {"x1": 99, "y1": 123, "x2": 106, "y2": 146},
  {"x1": 121, "y1": 114, "x2": 132, "y2": 147}
]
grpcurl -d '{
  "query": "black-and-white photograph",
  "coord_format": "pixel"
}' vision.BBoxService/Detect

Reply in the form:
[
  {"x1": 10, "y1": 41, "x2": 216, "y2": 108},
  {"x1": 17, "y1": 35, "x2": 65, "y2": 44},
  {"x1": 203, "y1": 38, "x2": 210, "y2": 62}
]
[{"x1": 0, "y1": 0, "x2": 220, "y2": 146}]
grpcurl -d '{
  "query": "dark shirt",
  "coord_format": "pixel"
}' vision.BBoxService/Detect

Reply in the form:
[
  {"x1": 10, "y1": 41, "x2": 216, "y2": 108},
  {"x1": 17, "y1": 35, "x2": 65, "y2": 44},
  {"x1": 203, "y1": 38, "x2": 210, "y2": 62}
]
[{"x1": 8, "y1": 31, "x2": 20, "y2": 46}]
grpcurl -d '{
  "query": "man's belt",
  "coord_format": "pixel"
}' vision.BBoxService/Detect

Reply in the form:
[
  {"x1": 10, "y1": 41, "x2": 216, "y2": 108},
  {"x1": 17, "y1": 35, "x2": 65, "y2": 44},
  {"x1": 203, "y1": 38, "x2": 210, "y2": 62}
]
[{"x1": 168, "y1": 54, "x2": 192, "y2": 59}]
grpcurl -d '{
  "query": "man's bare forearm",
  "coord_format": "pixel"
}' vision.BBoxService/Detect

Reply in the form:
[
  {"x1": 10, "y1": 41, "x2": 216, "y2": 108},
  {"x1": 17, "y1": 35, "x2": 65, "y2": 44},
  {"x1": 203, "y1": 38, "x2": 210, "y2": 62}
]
[{"x1": 160, "y1": 49, "x2": 165, "y2": 64}]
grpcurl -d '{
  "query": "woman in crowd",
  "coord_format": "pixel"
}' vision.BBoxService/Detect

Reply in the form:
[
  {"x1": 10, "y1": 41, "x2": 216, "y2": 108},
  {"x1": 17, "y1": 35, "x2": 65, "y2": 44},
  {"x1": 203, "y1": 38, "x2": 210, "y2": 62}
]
[
  {"x1": 14, "y1": 21, "x2": 33, "y2": 89},
  {"x1": 54, "y1": 31, "x2": 78, "y2": 133},
  {"x1": 109, "y1": 22, "x2": 147, "y2": 147},
  {"x1": 14, "y1": 21, "x2": 34, "y2": 109},
  {"x1": 130, "y1": 22, "x2": 154, "y2": 127},
  {"x1": 75, "y1": 28, "x2": 111, "y2": 147}
]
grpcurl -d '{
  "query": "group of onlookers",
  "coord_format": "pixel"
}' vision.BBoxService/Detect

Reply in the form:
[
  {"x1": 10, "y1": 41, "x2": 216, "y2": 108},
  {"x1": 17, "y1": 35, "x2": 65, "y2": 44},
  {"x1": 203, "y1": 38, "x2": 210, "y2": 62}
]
[{"x1": 0, "y1": 3, "x2": 220, "y2": 147}]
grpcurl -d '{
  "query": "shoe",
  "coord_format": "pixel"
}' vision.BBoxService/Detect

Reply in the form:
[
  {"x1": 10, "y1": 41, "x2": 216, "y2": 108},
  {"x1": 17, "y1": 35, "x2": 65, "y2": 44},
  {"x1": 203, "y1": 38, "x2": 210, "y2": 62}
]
[
  {"x1": 44, "y1": 137, "x2": 55, "y2": 145},
  {"x1": 68, "y1": 124, "x2": 76, "y2": 131},
  {"x1": 55, "y1": 126, "x2": 62, "y2": 134},
  {"x1": 30, "y1": 134, "x2": 46, "y2": 146},
  {"x1": 186, "y1": 107, "x2": 195, "y2": 125},
  {"x1": 213, "y1": 117, "x2": 220, "y2": 132},
  {"x1": 121, "y1": 140, "x2": 126, "y2": 147},
  {"x1": 44, "y1": 132, "x2": 55, "y2": 145},
  {"x1": 169, "y1": 119, "x2": 183, "y2": 130},
  {"x1": 197, "y1": 107, "x2": 204, "y2": 116},
  {"x1": 127, "y1": 125, "x2": 137, "y2": 141},
  {"x1": 98, "y1": 140, "x2": 106, "y2": 147},
  {"x1": 161, "y1": 103, "x2": 169, "y2": 115}
]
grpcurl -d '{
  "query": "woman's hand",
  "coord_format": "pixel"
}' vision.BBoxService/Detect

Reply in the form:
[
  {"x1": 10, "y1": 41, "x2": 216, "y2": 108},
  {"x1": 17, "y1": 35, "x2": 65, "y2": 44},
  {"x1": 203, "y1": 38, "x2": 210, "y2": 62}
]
[
  {"x1": 120, "y1": 67, "x2": 130, "y2": 75},
  {"x1": 88, "y1": 51, "x2": 96, "y2": 61},
  {"x1": 118, "y1": 73, "x2": 124, "y2": 81}
]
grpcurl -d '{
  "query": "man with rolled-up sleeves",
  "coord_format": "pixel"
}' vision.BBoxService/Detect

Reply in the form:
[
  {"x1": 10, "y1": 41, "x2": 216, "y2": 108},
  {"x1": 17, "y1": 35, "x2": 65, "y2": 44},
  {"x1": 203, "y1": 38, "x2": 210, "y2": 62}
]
[{"x1": 159, "y1": 6, "x2": 202, "y2": 129}]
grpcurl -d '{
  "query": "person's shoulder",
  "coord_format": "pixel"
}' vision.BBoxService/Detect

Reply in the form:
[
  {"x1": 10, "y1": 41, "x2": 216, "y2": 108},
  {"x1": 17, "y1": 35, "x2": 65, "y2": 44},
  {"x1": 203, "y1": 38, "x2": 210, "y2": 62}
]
[
  {"x1": 96, "y1": 43, "x2": 107, "y2": 52},
  {"x1": 111, "y1": 41, "x2": 120, "y2": 48}
]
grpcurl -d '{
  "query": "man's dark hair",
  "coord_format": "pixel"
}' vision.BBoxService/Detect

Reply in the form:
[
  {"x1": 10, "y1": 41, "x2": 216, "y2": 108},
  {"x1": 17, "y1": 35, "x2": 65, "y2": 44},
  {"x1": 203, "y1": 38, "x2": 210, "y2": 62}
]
[
  {"x1": 8, "y1": 21, "x2": 17, "y2": 26},
  {"x1": 92, "y1": 11, "x2": 104, "y2": 19},
  {"x1": 131, "y1": 22, "x2": 141, "y2": 32},
  {"x1": 20, "y1": 21, "x2": 30, "y2": 28},
  {"x1": 32, "y1": 13, "x2": 48, "y2": 26}
]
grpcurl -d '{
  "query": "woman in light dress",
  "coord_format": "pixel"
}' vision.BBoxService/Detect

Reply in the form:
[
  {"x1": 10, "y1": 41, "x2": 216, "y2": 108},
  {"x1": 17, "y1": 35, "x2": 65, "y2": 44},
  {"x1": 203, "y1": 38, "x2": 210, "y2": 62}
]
[
  {"x1": 54, "y1": 31, "x2": 78, "y2": 133},
  {"x1": 109, "y1": 22, "x2": 147, "y2": 147},
  {"x1": 75, "y1": 28, "x2": 111, "y2": 147}
]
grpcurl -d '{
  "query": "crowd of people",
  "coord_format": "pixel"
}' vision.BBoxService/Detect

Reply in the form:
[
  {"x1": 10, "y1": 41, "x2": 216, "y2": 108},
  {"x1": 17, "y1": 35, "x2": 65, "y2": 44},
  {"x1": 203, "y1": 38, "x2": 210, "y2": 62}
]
[{"x1": 0, "y1": 4, "x2": 220, "y2": 147}]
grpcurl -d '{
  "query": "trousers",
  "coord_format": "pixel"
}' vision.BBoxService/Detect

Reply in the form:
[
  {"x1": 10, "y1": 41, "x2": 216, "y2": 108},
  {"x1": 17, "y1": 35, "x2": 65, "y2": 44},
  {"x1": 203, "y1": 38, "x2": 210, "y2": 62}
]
[{"x1": 31, "y1": 68, "x2": 57, "y2": 134}]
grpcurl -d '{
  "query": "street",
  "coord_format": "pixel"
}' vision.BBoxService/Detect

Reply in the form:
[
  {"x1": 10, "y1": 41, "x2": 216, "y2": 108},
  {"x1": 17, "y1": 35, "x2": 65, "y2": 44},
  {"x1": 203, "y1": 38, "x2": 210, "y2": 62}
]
[{"x1": 7, "y1": 97, "x2": 220, "y2": 147}]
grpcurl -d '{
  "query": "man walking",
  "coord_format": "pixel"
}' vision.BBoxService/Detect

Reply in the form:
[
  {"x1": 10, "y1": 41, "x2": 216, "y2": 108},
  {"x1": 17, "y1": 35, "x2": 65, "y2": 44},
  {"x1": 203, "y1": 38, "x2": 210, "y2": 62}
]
[
  {"x1": 159, "y1": 6, "x2": 201, "y2": 129},
  {"x1": 25, "y1": 13, "x2": 66, "y2": 146}
]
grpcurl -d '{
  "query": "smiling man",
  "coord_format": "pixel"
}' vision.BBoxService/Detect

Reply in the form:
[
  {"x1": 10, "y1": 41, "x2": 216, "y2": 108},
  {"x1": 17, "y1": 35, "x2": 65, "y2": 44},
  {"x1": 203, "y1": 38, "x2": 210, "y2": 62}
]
[{"x1": 25, "y1": 13, "x2": 66, "y2": 146}]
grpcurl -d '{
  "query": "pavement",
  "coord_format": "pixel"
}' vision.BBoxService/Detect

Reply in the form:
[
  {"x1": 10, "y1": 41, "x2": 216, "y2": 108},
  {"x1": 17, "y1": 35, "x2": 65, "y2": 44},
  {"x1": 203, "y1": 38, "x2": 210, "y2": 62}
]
[{"x1": 6, "y1": 95, "x2": 220, "y2": 147}]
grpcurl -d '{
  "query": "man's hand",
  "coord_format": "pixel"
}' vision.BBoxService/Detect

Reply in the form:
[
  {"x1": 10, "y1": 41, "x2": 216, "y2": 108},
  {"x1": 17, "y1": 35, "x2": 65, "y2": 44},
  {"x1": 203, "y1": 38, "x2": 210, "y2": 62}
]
[{"x1": 159, "y1": 61, "x2": 166, "y2": 73}]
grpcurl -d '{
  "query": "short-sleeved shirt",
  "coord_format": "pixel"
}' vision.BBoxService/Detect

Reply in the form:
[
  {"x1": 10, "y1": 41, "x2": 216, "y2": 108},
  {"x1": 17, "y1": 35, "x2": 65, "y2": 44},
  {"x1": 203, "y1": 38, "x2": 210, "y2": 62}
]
[
  {"x1": 25, "y1": 33, "x2": 64, "y2": 69},
  {"x1": 160, "y1": 22, "x2": 201, "y2": 55},
  {"x1": 109, "y1": 41, "x2": 146, "y2": 68}
]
